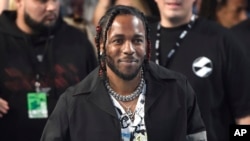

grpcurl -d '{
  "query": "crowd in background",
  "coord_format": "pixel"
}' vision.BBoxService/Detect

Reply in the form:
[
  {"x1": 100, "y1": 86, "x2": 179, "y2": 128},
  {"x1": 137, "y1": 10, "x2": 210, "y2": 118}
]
[
  {"x1": 1, "y1": 0, "x2": 249, "y2": 38},
  {"x1": 0, "y1": 0, "x2": 250, "y2": 141}
]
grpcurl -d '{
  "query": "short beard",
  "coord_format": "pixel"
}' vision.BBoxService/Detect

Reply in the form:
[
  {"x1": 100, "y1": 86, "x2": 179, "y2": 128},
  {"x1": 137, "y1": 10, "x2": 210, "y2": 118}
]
[
  {"x1": 106, "y1": 55, "x2": 143, "y2": 81},
  {"x1": 24, "y1": 11, "x2": 56, "y2": 35}
]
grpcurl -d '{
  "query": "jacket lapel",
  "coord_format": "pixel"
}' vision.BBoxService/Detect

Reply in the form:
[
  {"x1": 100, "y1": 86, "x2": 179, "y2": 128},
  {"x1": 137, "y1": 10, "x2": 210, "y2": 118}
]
[
  {"x1": 87, "y1": 79, "x2": 118, "y2": 118},
  {"x1": 144, "y1": 73, "x2": 165, "y2": 113},
  {"x1": 144, "y1": 62, "x2": 177, "y2": 113}
]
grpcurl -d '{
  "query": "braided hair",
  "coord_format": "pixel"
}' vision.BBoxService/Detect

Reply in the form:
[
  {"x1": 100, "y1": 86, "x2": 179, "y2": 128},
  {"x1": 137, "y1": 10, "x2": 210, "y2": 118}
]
[{"x1": 95, "y1": 5, "x2": 151, "y2": 79}]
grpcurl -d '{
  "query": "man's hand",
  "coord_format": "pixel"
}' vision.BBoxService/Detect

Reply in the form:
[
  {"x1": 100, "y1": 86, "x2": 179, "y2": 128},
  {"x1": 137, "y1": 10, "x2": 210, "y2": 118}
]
[
  {"x1": 0, "y1": 98, "x2": 9, "y2": 118},
  {"x1": 236, "y1": 115, "x2": 250, "y2": 125}
]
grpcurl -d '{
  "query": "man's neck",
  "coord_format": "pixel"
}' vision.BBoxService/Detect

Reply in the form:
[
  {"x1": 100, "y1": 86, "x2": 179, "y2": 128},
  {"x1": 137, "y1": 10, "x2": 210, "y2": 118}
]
[
  {"x1": 106, "y1": 68, "x2": 142, "y2": 96},
  {"x1": 15, "y1": 13, "x2": 33, "y2": 34},
  {"x1": 160, "y1": 13, "x2": 193, "y2": 28}
]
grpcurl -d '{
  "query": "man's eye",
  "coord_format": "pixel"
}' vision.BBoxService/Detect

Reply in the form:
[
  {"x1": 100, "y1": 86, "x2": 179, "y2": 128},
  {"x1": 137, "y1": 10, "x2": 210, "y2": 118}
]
[
  {"x1": 113, "y1": 39, "x2": 123, "y2": 44},
  {"x1": 134, "y1": 39, "x2": 143, "y2": 44},
  {"x1": 37, "y1": 0, "x2": 47, "y2": 3},
  {"x1": 37, "y1": 0, "x2": 57, "y2": 3}
]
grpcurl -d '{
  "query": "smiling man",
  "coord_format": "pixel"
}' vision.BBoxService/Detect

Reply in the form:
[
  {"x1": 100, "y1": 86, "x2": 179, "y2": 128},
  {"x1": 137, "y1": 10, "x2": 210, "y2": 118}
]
[{"x1": 40, "y1": 5, "x2": 207, "y2": 141}]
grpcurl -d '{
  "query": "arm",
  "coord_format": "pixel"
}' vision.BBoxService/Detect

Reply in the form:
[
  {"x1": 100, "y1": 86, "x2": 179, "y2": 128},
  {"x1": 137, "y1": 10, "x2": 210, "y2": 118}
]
[
  {"x1": 0, "y1": 97, "x2": 9, "y2": 118},
  {"x1": 224, "y1": 31, "x2": 250, "y2": 125},
  {"x1": 185, "y1": 80, "x2": 207, "y2": 141},
  {"x1": 236, "y1": 115, "x2": 250, "y2": 125}
]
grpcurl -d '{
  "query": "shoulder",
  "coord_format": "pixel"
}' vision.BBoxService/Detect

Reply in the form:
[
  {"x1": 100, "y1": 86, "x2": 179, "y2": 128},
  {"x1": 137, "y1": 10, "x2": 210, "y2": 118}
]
[
  {"x1": 146, "y1": 62, "x2": 196, "y2": 103},
  {"x1": 61, "y1": 67, "x2": 99, "y2": 97},
  {"x1": 55, "y1": 19, "x2": 89, "y2": 39},
  {"x1": 231, "y1": 19, "x2": 250, "y2": 38},
  {"x1": 231, "y1": 19, "x2": 250, "y2": 32},
  {"x1": 193, "y1": 18, "x2": 230, "y2": 36},
  {"x1": 193, "y1": 18, "x2": 244, "y2": 48},
  {"x1": 147, "y1": 61, "x2": 187, "y2": 81},
  {"x1": 53, "y1": 19, "x2": 95, "y2": 51}
]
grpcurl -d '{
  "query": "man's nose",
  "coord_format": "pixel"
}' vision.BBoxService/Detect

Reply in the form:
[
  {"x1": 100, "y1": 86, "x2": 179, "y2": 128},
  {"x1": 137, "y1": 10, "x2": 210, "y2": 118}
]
[
  {"x1": 123, "y1": 41, "x2": 135, "y2": 55},
  {"x1": 46, "y1": 1, "x2": 58, "y2": 11}
]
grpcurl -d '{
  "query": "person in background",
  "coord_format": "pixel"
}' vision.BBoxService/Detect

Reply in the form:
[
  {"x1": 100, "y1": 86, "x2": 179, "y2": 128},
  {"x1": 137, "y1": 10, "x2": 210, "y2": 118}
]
[
  {"x1": 92, "y1": 0, "x2": 157, "y2": 27},
  {"x1": 60, "y1": 0, "x2": 98, "y2": 23},
  {"x1": 216, "y1": 0, "x2": 248, "y2": 28},
  {"x1": 40, "y1": 5, "x2": 207, "y2": 141},
  {"x1": 0, "y1": 0, "x2": 97, "y2": 141},
  {"x1": 63, "y1": 0, "x2": 96, "y2": 53},
  {"x1": 197, "y1": 0, "x2": 248, "y2": 28},
  {"x1": 150, "y1": 0, "x2": 250, "y2": 141}
]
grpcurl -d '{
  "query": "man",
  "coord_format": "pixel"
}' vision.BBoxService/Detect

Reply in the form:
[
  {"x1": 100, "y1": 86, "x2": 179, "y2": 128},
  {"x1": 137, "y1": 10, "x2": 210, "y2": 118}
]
[
  {"x1": 40, "y1": 5, "x2": 207, "y2": 141},
  {"x1": 92, "y1": 0, "x2": 157, "y2": 27},
  {"x1": 62, "y1": 0, "x2": 97, "y2": 54},
  {"x1": 216, "y1": 0, "x2": 248, "y2": 28},
  {"x1": 0, "y1": 0, "x2": 97, "y2": 141},
  {"x1": 150, "y1": 0, "x2": 250, "y2": 141},
  {"x1": 195, "y1": 0, "x2": 248, "y2": 28}
]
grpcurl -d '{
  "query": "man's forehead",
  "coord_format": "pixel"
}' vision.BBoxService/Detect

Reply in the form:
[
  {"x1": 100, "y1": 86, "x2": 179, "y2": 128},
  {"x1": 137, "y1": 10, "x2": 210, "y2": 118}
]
[
  {"x1": 113, "y1": 15, "x2": 141, "y2": 24},
  {"x1": 109, "y1": 16, "x2": 145, "y2": 34},
  {"x1": 110, "y1": 15, "x2": 144, "y2": 30}
]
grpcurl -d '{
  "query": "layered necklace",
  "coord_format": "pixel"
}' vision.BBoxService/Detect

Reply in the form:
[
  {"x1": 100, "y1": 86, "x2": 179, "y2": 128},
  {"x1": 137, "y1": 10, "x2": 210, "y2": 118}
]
[
  {"x1": 105, "y1": 70, "x2": 145, "y2": 120},
  {"x1": 105, "y1": 70, "x2": 145, "y2": 102},
  {"x1": 154, "y1": 14, "x2": 196, "y2": 66}
]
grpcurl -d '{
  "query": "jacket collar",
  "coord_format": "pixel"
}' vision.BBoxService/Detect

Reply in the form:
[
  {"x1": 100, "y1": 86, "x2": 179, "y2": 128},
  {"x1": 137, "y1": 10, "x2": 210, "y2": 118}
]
[
  {"x1": 72, "y1": 68, "x2": 118, "y2": 118},
  {"x1": 71, "y1": 62, "x2": 178, "y2": 116}
]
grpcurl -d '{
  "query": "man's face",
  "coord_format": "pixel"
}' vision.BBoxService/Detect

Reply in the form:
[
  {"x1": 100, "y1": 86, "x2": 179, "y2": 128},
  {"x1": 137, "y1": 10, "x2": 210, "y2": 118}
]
[
  {"x1": 103, "y1": 15, "x2": 146, "y2": 81},
  {"x1": 154, "y1": 0, "x2": 195, "y2": 22},
  {"x1": 19, "y1": 0, "x2": 60, "y2": 32},
  {"x1": 217, "y1": 0, "x2": 248, "y2": 28},
  {"x1": 71, "y1": 0, "x2": 84, "y2": 18}
]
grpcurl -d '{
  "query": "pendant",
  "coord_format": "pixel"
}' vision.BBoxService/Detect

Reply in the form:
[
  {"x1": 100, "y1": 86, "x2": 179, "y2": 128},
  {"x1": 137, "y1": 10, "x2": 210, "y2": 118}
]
[{"x1": 126, "y1": 108, "x2": 134, "y2": 120}]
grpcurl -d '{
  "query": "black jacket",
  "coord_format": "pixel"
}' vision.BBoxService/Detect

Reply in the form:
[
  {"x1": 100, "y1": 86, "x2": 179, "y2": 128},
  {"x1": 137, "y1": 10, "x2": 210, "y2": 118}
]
[
  {"x1": 0, "y1": 11, "x2": 97, "y2": 141},
  {"x1": 41, "y1": 62, "x2": 207, "y2": 141}
]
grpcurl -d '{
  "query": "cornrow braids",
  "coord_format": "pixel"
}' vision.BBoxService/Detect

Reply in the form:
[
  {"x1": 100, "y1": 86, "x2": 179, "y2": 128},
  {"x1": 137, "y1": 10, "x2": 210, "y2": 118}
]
[{"x1": 95, "y1": 5, "x2": 151, "y2": 79}]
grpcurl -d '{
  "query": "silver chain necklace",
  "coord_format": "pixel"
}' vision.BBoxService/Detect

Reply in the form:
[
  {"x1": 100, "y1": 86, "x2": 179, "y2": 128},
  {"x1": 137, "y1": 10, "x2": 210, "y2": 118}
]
[{"x1": 105, "y1": 71, "x2": 145, "y2": 102}]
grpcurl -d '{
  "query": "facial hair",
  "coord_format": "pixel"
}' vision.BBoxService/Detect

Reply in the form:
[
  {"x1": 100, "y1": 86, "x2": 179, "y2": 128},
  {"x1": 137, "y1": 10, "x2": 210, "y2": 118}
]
[
  {"x1": 106, "y1": 55, "x2": 143, "y2": 81},
  {"x1": 24, "y1": 11, "x2": 57, "y2": 34}
]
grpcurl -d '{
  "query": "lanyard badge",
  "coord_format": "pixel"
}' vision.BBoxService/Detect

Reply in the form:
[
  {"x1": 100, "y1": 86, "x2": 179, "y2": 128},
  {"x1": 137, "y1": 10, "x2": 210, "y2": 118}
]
[{"x1": 27, "y1": 81, "x2": 48, "y2": 119}]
